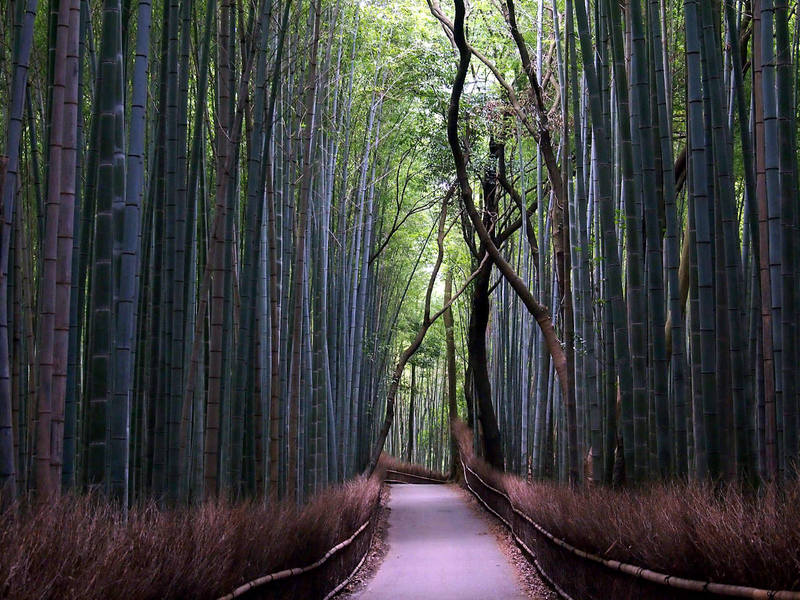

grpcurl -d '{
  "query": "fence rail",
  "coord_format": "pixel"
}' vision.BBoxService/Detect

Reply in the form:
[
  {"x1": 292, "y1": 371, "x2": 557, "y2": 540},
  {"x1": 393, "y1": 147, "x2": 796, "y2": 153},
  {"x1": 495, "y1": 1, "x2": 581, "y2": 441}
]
[
  {"x1": 459, "y1": 455, "x2": 800, "y2": 600},
  {"x1": 216, "y1": 497, "x2": 380, "y2": 600},
  {"x1": 384, "y1": 469, "x2": 447, "y2": 484},
  {"x1": 215, "y1": 463, "x2": 445, "y2": 599}
]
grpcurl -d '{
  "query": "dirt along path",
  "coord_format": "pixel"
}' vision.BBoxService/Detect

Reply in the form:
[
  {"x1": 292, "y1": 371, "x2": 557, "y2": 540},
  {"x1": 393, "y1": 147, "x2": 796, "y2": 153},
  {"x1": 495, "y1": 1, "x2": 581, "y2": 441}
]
[{"x1": 351, "y1": 483, "x2": 538, "y2": 599}]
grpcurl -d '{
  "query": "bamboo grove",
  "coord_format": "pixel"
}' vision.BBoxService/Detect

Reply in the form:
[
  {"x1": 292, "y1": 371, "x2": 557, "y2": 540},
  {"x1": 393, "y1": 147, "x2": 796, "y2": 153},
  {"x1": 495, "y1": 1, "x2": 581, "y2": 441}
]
[
  {"x1": 437, "y1": 0, "x2": 800, "y2": 488},
  {"x1": 0, "y1": 0, "x2": 462, "y2": 508},
  {"x1": 2, "y1": 0, "x2": 800, "y2": 513}
]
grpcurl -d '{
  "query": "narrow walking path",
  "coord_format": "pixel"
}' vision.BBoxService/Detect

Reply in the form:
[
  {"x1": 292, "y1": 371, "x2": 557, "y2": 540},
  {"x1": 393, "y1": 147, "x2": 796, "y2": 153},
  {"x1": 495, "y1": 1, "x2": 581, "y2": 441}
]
[{"x1": 354, "y1": 484, "x2": 528, "y2": 599}]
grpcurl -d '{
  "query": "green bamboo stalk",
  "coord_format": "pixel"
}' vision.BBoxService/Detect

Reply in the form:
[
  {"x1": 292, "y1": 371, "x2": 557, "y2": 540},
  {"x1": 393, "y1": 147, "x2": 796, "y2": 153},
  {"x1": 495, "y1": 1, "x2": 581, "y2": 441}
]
[
  {"x1": 752, "y1": 0, "x2": 778, "y2": 482},
  {"x1": 87, "y1": 0, "x2": 127, "y2": 502},
  {"x1": 287, "y1": 0, "x2": 320, "y2": 502},
  {"x1": 572, "y1": 0, "x2": 635, "y2": 483},
  {"x1": 628, "y1": 0, "x2": 669, "y2": 477},
  {"x1": 0, "y1": 0, "x2": 37, "y2": 506},
  {"x1": 601, "y1": 0, "x2": 649, "y2": 481},
  {"x1": 51, "y1": 0, "x2": 80, "y2": 490},
  {"x1": 775, "y1": 0, "x2": 798, "y2": 473},
  {"x1": 35, "y1": 0, "x2": 72, "y2": 499},
  {"x1": 177, "y1": 0, "x2": 214, "y2": 501},
  {"x1": 205, "y1": 0, "x2": 235, "y2": 499},
  {"x1": 685, "y1": 0, "x2": 719, "y2": 479},
  {"x1": 760, "y1": 0, "x2": 784, "y2": 479}
]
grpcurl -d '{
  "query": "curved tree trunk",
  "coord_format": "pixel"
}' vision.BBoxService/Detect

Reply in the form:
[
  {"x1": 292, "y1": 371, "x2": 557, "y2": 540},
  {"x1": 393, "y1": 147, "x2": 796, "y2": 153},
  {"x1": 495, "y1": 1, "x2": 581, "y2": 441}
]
[
  {"x1": 447, "y1": 0, "x2": 573, "y2": 480},
  {"x1": 467, "y1": 257, "x2": 504, "y2": 470},
  {"x1": 444, "y1": 271, "x2": 460, "y2": 480},
  {"x1": 406, "y1": 363, "x2": 415, "y2": 462}
]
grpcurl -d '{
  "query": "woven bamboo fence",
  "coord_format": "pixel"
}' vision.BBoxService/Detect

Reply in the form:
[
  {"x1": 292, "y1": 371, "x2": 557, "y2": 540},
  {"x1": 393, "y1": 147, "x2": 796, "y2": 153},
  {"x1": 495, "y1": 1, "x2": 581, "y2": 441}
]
[
  {"x1": 215, "y1": 496, "x2": 380, "y2": 600},
  {"x1": 460, "y1": 455, "x2": 800, "y2": 600},
  {"x1": 383, "y1": 469, "x2": 447, "y2": 485}
]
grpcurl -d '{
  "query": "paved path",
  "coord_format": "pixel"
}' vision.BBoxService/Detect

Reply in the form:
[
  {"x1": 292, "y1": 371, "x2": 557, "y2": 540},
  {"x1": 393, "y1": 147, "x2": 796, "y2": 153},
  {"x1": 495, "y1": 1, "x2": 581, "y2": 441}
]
[{"x1": 355, "y1": 484, "x2": 527, "y2": 599}]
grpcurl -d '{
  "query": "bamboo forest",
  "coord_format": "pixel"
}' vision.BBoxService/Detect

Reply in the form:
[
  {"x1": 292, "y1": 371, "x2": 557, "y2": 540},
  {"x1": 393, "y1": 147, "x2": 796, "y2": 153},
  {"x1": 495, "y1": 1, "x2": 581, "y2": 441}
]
[{"x1": 2, "y1": 0, "x2": 800, "y2": 598}]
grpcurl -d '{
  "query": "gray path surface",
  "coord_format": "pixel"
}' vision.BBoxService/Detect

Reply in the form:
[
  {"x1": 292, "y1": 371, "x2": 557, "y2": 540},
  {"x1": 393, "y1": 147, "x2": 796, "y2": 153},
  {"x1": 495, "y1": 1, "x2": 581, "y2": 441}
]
[{"x1": 355, "y1": 484, "x2": 527, "y2": 599}]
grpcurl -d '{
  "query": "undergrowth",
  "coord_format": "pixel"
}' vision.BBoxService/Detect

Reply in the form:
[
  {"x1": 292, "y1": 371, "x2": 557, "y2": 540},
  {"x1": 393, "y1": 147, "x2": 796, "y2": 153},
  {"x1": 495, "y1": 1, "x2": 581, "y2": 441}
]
[
  {"x1": 0, "y1": 476, "x2": 380, "y2": 600},
  {"x1": 452, "y1": 419, "x2": 800, "y2": 591}
]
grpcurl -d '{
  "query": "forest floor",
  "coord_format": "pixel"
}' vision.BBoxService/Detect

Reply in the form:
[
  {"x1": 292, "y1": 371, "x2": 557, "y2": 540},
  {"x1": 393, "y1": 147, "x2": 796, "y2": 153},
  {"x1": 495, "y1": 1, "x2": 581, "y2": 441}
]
[{"x1": 346, "y1": 483, "x2": 552, "y2": 599}]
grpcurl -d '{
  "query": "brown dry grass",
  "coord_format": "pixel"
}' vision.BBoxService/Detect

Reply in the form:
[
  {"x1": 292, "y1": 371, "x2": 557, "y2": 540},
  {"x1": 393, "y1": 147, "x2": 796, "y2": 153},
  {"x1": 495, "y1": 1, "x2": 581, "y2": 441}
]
[
  {"x1": 378, "y1": 453, "x2": 448, "y2": 481},
  {"x1": 0, "y1": 477, "x2": 380, "y2": 600},
  {"x1": 452, "y1": 419, "x2": 800, "y2": 591}
]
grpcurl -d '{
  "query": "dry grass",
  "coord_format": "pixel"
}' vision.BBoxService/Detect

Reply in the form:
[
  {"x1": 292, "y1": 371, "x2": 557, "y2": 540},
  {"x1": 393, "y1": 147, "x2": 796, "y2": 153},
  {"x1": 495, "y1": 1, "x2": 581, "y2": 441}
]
[
  {"x1": 378, "y1": 453, "x2": 448, "y2": 481},
  {"x1": 452, "y1": 419, "x2": 800, "y2": 591},
  {"x1": 0, "y1": 477, "x2": 380, "y2": 600}
]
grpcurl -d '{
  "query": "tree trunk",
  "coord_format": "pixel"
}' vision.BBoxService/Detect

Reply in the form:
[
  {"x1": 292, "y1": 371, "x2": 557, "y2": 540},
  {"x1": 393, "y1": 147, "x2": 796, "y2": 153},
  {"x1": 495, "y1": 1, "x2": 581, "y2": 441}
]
[
  {"x1": 444, "y1": 271, "x2": 460, "y2": 480},
  {"x1": 467, "y1": 256, "x2": 504, "y2": 471},
  {"x1": 447, "y1": 0, "x2": 571, "y2": 478},
  {"x1": 406, "y1": 363, "x2": 415, "y2": 462}
]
